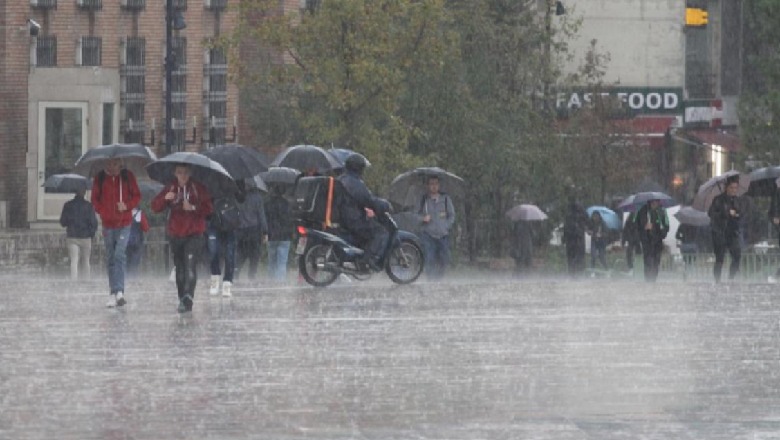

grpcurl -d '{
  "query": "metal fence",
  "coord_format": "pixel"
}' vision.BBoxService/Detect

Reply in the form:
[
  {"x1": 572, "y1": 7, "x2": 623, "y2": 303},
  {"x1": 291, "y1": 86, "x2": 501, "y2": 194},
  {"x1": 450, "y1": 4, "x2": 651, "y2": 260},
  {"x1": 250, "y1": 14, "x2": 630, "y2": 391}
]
[{"x1": 659, "y1": 251, "x2": 780, "y2": 282}]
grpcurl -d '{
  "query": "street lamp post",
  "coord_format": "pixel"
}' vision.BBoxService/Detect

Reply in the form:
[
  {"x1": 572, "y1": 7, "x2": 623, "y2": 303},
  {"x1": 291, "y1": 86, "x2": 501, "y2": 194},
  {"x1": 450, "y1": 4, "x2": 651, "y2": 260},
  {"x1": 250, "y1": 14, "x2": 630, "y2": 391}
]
[{"x1": 165, "y1": 0, "x2": 174, "y2": 154}]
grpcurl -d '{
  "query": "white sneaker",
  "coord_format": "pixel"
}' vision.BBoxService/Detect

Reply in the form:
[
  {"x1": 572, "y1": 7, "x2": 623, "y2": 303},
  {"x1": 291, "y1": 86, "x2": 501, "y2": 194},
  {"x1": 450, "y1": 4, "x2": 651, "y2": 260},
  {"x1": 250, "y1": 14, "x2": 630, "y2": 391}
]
[
  {"x1": 116, "y1": 291, "x2": 126, "y2": 307},
  {"x1": 106, "y1": 294, "x2": 117, "y2": 308},
  {"x1": 209, "y1": 275, "x2": 220, "y2": 295},
  {"x1": 221, "y1": 281, "x2": 232, "y2": 297},
  {"x1": 169, "y1": 267, "x2": 176, "y2": 282},
  {"x1": 769, "y1": 276, "x2": 778, "y2": 284}
]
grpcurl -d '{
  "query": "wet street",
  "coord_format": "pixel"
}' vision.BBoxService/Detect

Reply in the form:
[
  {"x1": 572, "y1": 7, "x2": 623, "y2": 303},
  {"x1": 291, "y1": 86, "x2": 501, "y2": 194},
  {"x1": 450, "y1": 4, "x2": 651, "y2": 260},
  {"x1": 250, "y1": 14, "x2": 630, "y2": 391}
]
[{"x1": 2, "y1": 273, "x2": 780, "y2": 439}]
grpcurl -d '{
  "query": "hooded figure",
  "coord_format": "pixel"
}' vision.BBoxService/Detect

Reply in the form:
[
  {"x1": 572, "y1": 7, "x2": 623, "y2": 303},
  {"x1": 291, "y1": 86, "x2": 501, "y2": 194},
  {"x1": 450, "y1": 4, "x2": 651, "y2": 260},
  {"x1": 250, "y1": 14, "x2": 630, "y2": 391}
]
[{"x1": 635, "y1": 199, "x2": 669, "y2": 282}]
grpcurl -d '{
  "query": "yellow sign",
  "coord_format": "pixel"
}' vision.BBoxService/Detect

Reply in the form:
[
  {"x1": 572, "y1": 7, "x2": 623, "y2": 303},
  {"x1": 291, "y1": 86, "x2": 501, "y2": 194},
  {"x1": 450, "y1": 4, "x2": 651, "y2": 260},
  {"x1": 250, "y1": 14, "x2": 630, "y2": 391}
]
[{"x1": 686, "y1": 8, "x2": 708, "y2": 26}]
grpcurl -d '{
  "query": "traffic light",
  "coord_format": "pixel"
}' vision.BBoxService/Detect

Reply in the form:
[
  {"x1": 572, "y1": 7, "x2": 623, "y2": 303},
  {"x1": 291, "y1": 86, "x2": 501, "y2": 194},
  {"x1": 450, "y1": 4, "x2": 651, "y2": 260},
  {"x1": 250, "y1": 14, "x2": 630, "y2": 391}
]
[{"x1": 686, "y1": 7, "x2": 708, "y2": 26}]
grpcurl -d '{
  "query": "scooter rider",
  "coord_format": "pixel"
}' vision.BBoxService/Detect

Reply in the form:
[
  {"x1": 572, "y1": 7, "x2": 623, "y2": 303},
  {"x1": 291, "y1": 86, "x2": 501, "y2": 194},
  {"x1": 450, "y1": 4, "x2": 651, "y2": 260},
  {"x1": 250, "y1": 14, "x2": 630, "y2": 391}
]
[{"x1": 338, "y1": 153, "x2": 390, "y2": 270}]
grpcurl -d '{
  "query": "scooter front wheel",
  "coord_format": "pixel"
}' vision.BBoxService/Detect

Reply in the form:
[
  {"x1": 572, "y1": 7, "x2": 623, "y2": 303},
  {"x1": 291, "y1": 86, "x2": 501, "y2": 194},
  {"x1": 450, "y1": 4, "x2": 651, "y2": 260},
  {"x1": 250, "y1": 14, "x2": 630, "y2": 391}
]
[
  {"x1": 299, "y1": 243, "x2": 340, "y2": 287},
  {"x1": 385, "y1": 239, "x2": 424, "y2": 284}
]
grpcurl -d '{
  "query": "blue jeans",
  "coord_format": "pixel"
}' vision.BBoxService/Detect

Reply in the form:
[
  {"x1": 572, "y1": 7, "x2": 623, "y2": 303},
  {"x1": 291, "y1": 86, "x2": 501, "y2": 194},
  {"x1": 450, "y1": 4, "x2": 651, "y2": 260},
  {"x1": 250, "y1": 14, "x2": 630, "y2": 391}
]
[
  {"x1": 103, "y1": 226, "x2": 131, "y2": 294},
  {"x1": 421, "y1": 232, "x2": 450, "y2": 280},
  {"x1": 267, "y1": 240, "x2": 291, "y2": 282},
  {"x1": 207, "y1": 226, "x2": 237, "y2": 282}
]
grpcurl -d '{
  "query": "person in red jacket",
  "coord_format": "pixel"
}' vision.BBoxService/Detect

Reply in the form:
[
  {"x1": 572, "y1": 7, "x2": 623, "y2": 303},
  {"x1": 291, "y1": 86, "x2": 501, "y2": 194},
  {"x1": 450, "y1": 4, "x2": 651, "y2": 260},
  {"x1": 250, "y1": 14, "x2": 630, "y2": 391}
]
[
  {"x1": 151, "y1": 164, "x2": 213, "y2": 313},
  {"x1": 91, "y1": 158, "x2": 141, "y2": 308}
]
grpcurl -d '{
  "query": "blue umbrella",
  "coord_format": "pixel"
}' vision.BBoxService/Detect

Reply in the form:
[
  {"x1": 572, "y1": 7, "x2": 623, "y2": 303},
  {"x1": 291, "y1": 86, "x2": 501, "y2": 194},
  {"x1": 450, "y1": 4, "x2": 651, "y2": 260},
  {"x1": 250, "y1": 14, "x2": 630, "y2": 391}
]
[
  {"x1": 586, "y1": 205, "x2": 621, "y2": 230},
  {"x1": 617, "y1": 191, "x2": 676, "y2": 212}
]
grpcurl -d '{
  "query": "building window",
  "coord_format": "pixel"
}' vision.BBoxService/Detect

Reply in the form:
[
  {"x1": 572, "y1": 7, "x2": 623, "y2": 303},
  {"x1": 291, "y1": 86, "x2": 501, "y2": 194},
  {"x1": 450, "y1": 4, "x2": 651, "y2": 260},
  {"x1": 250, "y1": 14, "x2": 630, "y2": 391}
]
[
  {"x1": 121, "y1": 37, "x2": 146, "y2": 143},
  {"x1": 78, "y1": 36, "x2": 102, "y2": 66},
  {"x1": 204, "y1": 0, "x2": 227, "y2": 10},
  {"x1": 30, "y1": 0, "x2": 57, "y2": 9},
  {"x1": 35, "y1": 36, "x2": 57, "y2": 67},
  {"x1": 102, "y1": 103, "x2": 115, "y2": 145},
  {"x1": 173, "y1": 0, "x2": 187, "y2": 11},
  {"x1": 76, "y1": 0, "x2": 102, "y2": 10},
  {"x1": 204, "y1": 47, "x2": 228, "y2": 146},
  {"x1": 171, "y1": 102, "x2": 187, "y2": 149},
  {"x1": 120, "y1": 0, "x2": 145, "y2": 10}
]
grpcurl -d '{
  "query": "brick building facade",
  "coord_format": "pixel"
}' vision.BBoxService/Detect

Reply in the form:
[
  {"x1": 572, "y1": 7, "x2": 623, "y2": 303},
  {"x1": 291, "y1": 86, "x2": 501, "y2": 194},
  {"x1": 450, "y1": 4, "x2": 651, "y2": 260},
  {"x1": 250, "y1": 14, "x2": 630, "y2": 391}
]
[{"x1": 0, "y1": 0, "x2": 242, "y2": 228}]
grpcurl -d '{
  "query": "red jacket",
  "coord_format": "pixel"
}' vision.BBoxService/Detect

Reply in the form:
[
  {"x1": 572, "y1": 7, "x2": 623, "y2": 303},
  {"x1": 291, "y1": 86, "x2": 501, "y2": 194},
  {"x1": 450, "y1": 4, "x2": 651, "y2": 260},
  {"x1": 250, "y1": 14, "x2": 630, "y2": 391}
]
[
  {"x1": 151, "y1": 180, "x2": 213, "y2": 237},
  {"x1": 91, "y1": 170, "x2": 141, "y2": 229}
]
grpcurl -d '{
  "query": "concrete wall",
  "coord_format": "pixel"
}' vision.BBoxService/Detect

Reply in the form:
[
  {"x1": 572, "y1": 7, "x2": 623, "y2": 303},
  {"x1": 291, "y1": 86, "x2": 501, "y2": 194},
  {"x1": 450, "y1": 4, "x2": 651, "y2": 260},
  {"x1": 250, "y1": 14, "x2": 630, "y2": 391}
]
[{"x1": 562, "y1": 0, "x2": 685, "y2": 88}]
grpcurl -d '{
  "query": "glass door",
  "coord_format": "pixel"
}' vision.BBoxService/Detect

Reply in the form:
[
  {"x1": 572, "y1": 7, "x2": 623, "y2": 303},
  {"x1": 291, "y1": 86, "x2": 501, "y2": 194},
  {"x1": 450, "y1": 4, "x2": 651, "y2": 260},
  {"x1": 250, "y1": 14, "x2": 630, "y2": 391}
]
[{"x1": 37, "y1": 102, "x2": 89, "y2": 220}]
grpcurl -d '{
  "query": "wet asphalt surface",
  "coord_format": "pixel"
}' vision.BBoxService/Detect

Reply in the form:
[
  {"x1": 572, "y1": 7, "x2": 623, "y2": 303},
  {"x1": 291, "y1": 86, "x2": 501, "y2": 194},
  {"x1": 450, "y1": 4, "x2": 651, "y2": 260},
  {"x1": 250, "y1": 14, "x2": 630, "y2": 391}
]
[{"x1": 2, "y1": 271, "x2": 780, "y2": 439}]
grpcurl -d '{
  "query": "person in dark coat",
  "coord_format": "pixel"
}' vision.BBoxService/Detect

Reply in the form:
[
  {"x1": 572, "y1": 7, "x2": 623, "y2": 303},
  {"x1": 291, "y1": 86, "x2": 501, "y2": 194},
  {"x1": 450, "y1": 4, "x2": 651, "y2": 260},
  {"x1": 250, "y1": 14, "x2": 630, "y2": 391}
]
[
  {"x1": 635, "y1": 199, "x2": 669, "y2": 282},
  {"x1": 265, "y1": 185, "x2": 293, "y2": 283},
  {"x1": 708, "y1": 178, "x2": 748, "y2": 283},
  {"x1": 589, "y1": 211, "x2": 608, "y2": 270},
  {"x1": 563, "y1": 199, "x2": 588, "y2": 277},
  {"x1": 768, "y1": 180, "x2": 780, "y2": 283},
  {"x1": 337, "y1": 154, "x2": 389, "y2": 270},
  {"x1": 621, "y1": 211, "x2": 641, "y2": 274},
  {"x1": 59, "y1": 188, "x2": 99, "y2": 280},
  {"x1": 675, "y1": 223, "x2": 700, "y2": 269},
  {"x1": 235, "y1": 182, "x2": 268, "y2": 282},
  {"x1": 510, "y1": 220, "x2": 533, "y2": 275}
]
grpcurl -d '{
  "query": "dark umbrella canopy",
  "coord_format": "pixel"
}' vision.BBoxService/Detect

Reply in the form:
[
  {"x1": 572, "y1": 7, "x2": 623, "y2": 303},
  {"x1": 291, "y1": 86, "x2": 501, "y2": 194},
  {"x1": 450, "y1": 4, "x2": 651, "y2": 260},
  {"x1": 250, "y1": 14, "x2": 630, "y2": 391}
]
[
  {"x1": 617, "y1": 192, "x2": 676, "y2": 212},
  {"x1": 505, "y1": 204, "x2": 548, "y2": 222},
  {"x1": 692, "y1": 170, "x2": 750, "y2": 211},
  {"x1": 73, "y1": 143, "x2": 157, "y2": 178},
  {"x1": 137, "y1": 180, "x2": 165, "y2": 199},
  {"x1": 328, "y1": 148, "x2": 370, "y2": 168},
  {"x1": 145, "y1": 152, "x2": 237, "y2": 197},
  {"x1": 259, "y1": 166, "x2": 301, "y2": 186},
  {"x1": 201, "y1": 144, "x2": 269, "y2": 180},
  {"x1": 387, "y1": 167, "x2": 465, "y2": 209},
  {"x1": 246, "y1": 175, "x2": 268, "y2": 193},
  {"x1": 674, "y1": 206, "x2": 710, "y2": 227},
  {"x1": 270, "y1": 145, "x2": 343, "y2": 175},
  {"x1": 748, "y1": 166, "x2": 780, "y2": 197},
  {"x1": 42, "y1": 173, "x2": 91, "y2": 193}
]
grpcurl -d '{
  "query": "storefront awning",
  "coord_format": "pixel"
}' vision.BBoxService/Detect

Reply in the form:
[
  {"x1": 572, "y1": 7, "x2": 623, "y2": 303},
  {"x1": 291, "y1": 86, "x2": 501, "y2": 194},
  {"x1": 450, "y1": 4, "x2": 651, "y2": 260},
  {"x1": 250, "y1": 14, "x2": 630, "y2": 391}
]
[{"x1": 683, "y1": 128, "x2": 741, "y2": 152}]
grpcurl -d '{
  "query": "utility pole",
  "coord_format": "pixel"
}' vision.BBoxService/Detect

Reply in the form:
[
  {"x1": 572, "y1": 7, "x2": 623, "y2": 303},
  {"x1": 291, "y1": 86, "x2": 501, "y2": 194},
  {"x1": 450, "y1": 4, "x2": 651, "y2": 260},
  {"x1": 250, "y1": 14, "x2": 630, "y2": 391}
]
[{"x1": 165, "y1": 0, "x2": 174, "y2": 154}]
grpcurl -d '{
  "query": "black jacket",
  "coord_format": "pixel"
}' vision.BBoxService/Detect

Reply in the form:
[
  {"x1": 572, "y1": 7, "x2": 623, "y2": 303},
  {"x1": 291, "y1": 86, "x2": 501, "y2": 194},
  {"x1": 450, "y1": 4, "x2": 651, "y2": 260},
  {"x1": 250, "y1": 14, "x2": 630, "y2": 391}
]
[
  {"x1": 708, "y1": 193, "x2": 748, "y2": 238},
  {"x1": 237, "y1": 189, "x2": 268, "y2": 234},
  {"x1": 60, "y1": 196, "x2": 98, "y2": 239},
  {"x1": 337, "y1": 170, "x2": 389, "y2": 233},
  {"x1": 265, "y1": 194, "x2": 292, "y2": 241},
  {"x1": 635, "y1": 204, "x2": 669, "y2": 244},
  {"x1": 621, "y1": 212, "x2": 640, "y2": 246}
]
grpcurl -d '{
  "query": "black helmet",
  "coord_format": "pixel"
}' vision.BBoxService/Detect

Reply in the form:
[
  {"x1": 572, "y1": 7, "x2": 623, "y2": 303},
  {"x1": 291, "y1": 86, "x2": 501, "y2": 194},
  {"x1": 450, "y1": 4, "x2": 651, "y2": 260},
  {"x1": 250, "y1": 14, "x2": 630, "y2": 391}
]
[{"x1": 344, "y1": 153, "x2": 369, "y2": 174}]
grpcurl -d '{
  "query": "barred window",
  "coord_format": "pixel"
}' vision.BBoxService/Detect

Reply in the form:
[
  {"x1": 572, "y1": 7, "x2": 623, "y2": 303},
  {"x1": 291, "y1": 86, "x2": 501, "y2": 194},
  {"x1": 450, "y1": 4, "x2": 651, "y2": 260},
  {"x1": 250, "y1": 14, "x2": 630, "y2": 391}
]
[
  {"x1": 36, "y1": 36, "x2": 57, "y2": 67},
  {"x1": 170, "y1": 102, "x2": 187, "y2": 149},
  {"x1": 79, "y1": 37, "x2": 102, "y2": 66},
  {"x1": 76, "y1": 0, "x2": 102, "y2": 10},
  {"x1": 30, "y1": 0, "x2": 57, "y2": 9},
  {"x1": 120, "y1": 0, "x2": 145, "y2": 10},
  {"x1": 173, "y1": 0, "x2": 187, "y2": 10},
  {"x1": 125, "y1": 37, "x2": 145, "y2": 66},
  {"x1": 122, "y1": 102, "x2": 145, "y2": 144}
]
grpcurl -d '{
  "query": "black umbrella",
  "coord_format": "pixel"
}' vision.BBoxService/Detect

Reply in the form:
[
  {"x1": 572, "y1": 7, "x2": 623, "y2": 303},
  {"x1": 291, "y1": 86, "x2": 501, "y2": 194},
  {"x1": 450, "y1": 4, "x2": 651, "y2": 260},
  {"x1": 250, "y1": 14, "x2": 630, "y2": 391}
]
[
  {"x1": 387, "y1": 167, "x2": 465, "y2": 209},
  {"x1": 616, "y1": 192, "x2": 677, "y2": 212},
  {"x1": 42, "y1": 173, "x2": 91, "y2": 193},
  {"x1": 201, "y1": 144, "x2": 269, "y2": 180},
  {"x1": 674, "y1": 206, "x2": 710, "y2": 227},
  {"x1": 73, "y1": 143, "x2": 157, "y2": 178},
  {"x1": 270, "y1": 145, "x2": 343, "y2": 174},
  {"x1": 145, "y1": 152, "x2": 238, "y2": 198},
  {"x1": 246, "y1": 175, "x2": 268, "y2": 193},
  {"x1": 692, "y1": 170, "x2": 750, "y2": 211},
  {"x1": 748, "y1": 166, "x2": 780, "y2": 197},
  {"x1": 328, "y1": 147, "x2": 370, "y2": 168}
]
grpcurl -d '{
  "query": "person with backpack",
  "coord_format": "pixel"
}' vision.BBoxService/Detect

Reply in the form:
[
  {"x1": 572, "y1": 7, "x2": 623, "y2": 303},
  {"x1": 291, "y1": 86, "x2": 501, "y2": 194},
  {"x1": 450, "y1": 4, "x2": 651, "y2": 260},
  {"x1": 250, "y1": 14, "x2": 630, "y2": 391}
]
[
  {"x1": 151, "y1": 164, "x2": 213, "y2": 313},
  {"x1": 126, "y1": 207, "x2": 150, "y2": 277},
  {"x1": 91, "y1": 158, "x2": 141, "y2": 308},
  {"x1": 635, "y1": 198, "x2": 669, "y2": 282},
  {"x1": 235, "y1": 179, "x2": 268, "y2": 282},
  {"x1": 207, "y1": 181, "x2": 246, "y2": 297},
  {"x1": 417, "y1": 175, "x2": 456, "y2": 280},
  {"x1": 60, "y1": 187, "x2": 99, "y2": 280}
]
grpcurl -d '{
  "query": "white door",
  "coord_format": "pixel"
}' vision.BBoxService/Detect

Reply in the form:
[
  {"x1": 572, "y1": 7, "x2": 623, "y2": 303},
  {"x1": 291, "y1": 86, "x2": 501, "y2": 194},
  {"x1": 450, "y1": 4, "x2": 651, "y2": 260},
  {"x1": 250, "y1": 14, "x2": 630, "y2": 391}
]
[{"x1": 37, "y1": 101, "x2": 89, "y2": 220}]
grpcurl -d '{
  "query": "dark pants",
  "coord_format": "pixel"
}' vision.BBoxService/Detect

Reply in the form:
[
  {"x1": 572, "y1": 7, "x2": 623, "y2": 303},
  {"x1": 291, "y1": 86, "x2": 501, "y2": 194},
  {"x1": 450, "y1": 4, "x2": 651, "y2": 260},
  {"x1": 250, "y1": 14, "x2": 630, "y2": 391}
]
[
  {"x1": 126, "y1": 239, "x2": 144, "y2": 277},
  {"x1": 625, "y1": 241, "x2": 641, "y2": 270},
  {"x1": 641, "y1": 239, "x2": 663, "y2": 282},
  {"x1": 591, "y1": 238, "x2": 607, "y2": 270},
  {"x1": 236, "y1": 227, "x2": 262, "y2": 280},
  {"x1": 170, "y1": 234, "x2": 204, "y2": 306},
  {"x1": 350, "y1": 220, "x2": 389, "y2": 266},
  {"x1": 207, "y1": 226, "x2": 237, "y2": 282},
  {"x1": 713, "y1": 232, "x2": 741, "y2": 283},
  {"x1": 565, "y1": 238, "x2": 585, "y2": 276},
  {"x1": 421, "y1": 232, "x2": 451, "y2": 280}
]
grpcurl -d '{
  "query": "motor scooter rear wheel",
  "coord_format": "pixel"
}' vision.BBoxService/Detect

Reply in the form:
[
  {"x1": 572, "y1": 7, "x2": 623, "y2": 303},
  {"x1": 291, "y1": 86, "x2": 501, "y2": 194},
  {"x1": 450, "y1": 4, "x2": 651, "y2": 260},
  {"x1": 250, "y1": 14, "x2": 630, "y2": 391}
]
[
  {"x1": 385, "y1": 239, "x2": 424, "y2": 284},
  {"x1": 299, "y1": 243, "x2": 340, "y2": 287}
]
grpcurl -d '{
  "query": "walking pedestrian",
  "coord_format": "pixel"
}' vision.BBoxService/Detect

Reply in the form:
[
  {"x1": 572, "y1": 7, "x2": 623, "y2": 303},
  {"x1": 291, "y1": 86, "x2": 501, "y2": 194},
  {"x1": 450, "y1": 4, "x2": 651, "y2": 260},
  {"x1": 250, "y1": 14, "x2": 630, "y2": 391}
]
[
  {"x1": 265, "y1": 185, "x2": 293, "y2": 283},
  {"x1": 510, "y1": 220, "x2": 533, "y2": 276},
  {"x1": 621, "y1": 211, "x2": 641, "y2": 275},
  {"x1": 235, "y1": 180, "x2": 268, "y2": 282},
  {"x1": 635, "y1": 198, "x2": 669, "y2": 282},
  {"x1": 708, "y1": 178, "x2": 747, "y2": 283},
  {"x1": 675, "y1": 223, "x2": 700, "y2": 269},
  {"x1": 91, "y1": 158, "x2": 141, "y2": 308},
  {"x1": 151, "y1": 164, "x2": 212, "y2": 313},
  {"x1": 589, "y1": 211, "x2": 608, "y2": 271},
  {"x1": 768, "y1": 180, "x2": 780, "y2": 283},
  {"x1": 126, "y1": 207, "x2": 150, "y2": 277},
  {"x1": 563, "y1": 198, "x2": 588, "y2": 277},
  {"x1": 59, "y1": 188, "x2": 98, "y2": 280},
  {"x1": 418, "y1": 175, "x2": 456, "y2": 280},
  {"x1": 207, "y1": 183, "x2": 245, "y2": 297}
]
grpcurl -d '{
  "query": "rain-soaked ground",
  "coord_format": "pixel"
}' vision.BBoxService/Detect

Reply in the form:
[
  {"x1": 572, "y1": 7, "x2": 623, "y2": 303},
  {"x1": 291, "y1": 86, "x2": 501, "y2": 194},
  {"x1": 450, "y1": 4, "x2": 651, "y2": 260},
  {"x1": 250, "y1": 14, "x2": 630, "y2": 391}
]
[{"x1": 2, "y1": 270, "x2": 780, "y2": 439}]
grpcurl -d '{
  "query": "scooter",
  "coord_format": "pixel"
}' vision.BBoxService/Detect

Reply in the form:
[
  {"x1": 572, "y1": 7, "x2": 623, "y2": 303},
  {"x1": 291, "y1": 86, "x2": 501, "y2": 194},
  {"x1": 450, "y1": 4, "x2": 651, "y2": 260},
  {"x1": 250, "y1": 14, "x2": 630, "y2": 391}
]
[{"x1": 295, "y1": 212, "x2": 425, "y2": 287}]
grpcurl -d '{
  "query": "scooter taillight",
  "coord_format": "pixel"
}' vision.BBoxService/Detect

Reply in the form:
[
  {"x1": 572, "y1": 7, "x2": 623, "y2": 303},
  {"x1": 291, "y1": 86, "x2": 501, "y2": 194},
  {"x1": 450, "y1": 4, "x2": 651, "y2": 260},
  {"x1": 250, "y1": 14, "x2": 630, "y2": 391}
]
[{"x1": 297, "y1": 225, "x2": 308, "y2": 236}]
